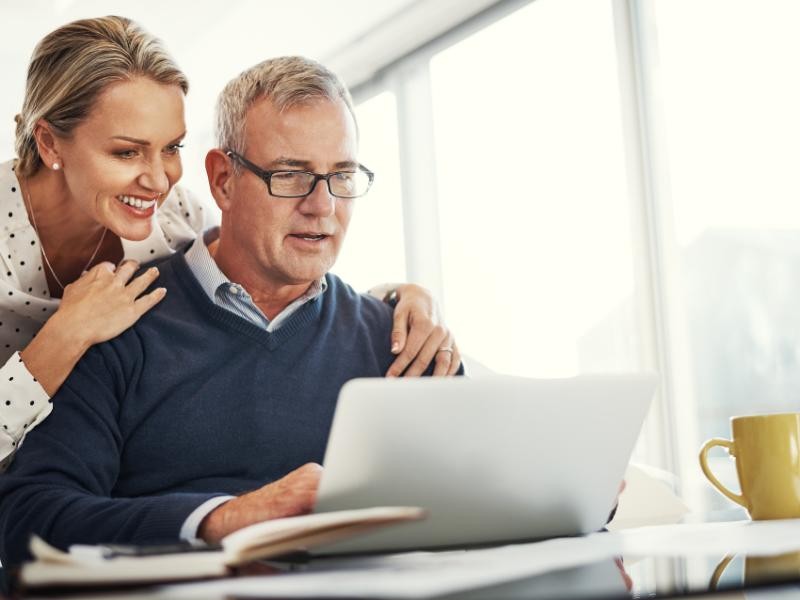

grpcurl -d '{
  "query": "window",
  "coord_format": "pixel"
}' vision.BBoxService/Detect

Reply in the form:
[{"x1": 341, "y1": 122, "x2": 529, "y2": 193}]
[
  {"x1": 653, "y1": 0, "x2": 800, "y2": 509},
  {"x1": 429, "y1": 0, "x2": 641, "y2": 378},
  {"x1": 335, "y1": 91, "x2": 406, "y2": 292}
]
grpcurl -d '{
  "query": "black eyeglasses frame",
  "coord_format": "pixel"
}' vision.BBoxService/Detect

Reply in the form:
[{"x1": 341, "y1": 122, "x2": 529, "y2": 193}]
[{"x1": 226, "y1": 150, "x2": 374, "y2": 199}]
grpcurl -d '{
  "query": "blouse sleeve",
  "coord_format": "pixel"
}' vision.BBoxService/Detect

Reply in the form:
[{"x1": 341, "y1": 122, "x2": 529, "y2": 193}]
[
  {"x1": 366, "y1": 282, "x2": 398, "y2": 302},
  {"x1": 0, "y1": 351, "x2": 52, "y2": 472}
]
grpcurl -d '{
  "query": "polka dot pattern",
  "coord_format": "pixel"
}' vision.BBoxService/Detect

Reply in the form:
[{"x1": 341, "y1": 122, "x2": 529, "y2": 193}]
[
  {"x1": 0, "y1": 159, "x2": 218, "y2": 469},
  {"x1": 0, "y1": 350, "x2": 53, "y2": 472}
]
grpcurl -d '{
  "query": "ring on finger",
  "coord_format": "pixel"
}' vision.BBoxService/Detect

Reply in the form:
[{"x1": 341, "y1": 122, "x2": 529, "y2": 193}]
[{"x1": 437, "y1": 347, "x2": 453, "y2": 354}]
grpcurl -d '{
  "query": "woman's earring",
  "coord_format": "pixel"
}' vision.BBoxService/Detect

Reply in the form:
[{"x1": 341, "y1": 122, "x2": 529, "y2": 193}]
[{"x1": 52, "y1": 162, "x2": 60, "y2": 171}]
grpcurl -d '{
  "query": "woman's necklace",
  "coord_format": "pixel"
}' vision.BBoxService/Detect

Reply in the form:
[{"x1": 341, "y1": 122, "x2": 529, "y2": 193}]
[{"x1": 20, "y1": 176, "x2": 107, "y2": 291}]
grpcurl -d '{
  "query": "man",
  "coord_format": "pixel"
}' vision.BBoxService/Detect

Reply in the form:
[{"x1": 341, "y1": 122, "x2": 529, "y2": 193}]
[{"x1": 0, "y1": 56, "x2": 462, "y2": 568}]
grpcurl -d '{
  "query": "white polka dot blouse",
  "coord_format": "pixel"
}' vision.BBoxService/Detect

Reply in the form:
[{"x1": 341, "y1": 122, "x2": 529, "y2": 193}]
[{"x1": 0, "y1": 159, "x2": 215, "y2": 471}]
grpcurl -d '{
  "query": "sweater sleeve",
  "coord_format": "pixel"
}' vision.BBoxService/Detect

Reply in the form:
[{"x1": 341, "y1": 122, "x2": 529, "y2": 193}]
[
  {"x1": 0, "y1": 352, "x2": 51, "y2": 472},
  {"x1": 0, "y1": 344, "x2": 222, "y2": 568}
]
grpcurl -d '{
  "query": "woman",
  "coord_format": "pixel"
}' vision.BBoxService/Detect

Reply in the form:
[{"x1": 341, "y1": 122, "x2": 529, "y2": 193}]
[{"x1": 0, "y1": 16, "x2": 460, "y2": 469}]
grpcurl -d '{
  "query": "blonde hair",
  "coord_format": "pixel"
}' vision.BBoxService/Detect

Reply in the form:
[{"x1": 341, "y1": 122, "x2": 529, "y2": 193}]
[
  {"x1": 14, "y1": 15, "x2": 189, "y2": 177},
  {"x1": 215, "y1": 56, "x2": 356, "y2": 164}
]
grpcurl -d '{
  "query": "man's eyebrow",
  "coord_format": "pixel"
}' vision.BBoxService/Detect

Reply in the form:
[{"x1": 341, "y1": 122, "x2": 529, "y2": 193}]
[
  {"x1": 268, "y1": 157, "x2": 311, "y2": 169},
  {"x1": 268, "y1": 157, "x2": 359, "y2": 171}
]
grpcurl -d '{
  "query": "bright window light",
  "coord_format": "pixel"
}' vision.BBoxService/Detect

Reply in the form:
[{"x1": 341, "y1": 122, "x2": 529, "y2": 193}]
[
  {"x1": 335, "y1": 91, "x2": 406, "y2": 292},
  {"x1": 430, "y1": 0, "x2": 640, "y2": 378},
  {"x1": 654, "y1": 0, "x2": 800, "y2": 510}
]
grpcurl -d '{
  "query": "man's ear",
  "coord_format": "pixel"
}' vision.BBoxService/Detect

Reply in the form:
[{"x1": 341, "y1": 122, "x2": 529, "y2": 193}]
[
  {"x1": 33, "y1": 120, "x2": 63, "y2": 170},
  {"x1": 205, "y1": 149, "x2": 236, "y2": 211}
]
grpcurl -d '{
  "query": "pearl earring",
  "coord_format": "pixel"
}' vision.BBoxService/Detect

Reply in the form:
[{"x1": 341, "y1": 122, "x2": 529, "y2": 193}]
[{"x1": 52, "y1": 163, "x2": 60, "y2": 171}]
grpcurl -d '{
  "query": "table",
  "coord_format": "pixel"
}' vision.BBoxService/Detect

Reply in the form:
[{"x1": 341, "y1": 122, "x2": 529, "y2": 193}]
[{"x1": 9, "y1": 514, "x2": 800, "y2": 599}]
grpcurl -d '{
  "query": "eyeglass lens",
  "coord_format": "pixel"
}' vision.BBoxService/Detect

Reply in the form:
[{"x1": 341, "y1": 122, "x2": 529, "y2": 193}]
[{"x1": 270, "y1": 171, "x2": 370, "y2": 198}]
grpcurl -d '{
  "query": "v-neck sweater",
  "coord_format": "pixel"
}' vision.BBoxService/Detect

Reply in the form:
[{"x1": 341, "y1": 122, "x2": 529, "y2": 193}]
[{"x1": 0, "y1": 249, "x2": 397, "y2": 566}]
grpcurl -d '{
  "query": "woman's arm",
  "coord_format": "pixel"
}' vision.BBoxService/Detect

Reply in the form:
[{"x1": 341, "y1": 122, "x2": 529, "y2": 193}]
[
  {"x1": 20, "y1": 261, "x2": 165, "y2": 396},
  {"x1": 0, "y1": 352, "x2": 52, "y2": 471},
  {"x1": 370, "y1": 283, "x2": 462, "y2": 377},
  {"x1": 0, "y1": 261, "x2": 166, "y2": 469}
]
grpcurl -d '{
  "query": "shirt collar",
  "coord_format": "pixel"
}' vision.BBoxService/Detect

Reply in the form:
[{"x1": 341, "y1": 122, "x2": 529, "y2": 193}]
[{"x1": 183, "y1": 237, "x2": 327, "y2": 305}]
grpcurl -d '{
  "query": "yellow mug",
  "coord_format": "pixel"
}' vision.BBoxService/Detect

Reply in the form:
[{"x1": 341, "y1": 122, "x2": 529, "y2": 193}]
[
  {"x1": 710, "y1": 551, "x2": 800, "y2": 589},
  {"x1": 699, "y1": 413, "x2": 800, "y2": 520}
]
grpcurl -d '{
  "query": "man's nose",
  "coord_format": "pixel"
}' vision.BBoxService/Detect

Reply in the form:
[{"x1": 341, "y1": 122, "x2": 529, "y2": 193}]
[
  {"x1": 300, "y1": 178, "x2": 336, "y2": 216},
  {"x1": 138, "y1": 157, "x2": 170, "y2": 194}
]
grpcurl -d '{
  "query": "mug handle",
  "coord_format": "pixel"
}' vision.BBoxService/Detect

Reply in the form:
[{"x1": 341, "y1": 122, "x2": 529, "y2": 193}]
[
  {"x1": 709, "y1": 554, "x2": 736, "y2": 590},
  {"x1": 699, "y1": 438, "x2": 746, "y2": 507}
]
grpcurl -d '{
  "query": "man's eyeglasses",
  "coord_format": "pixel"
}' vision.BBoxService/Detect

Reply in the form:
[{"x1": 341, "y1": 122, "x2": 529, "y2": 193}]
[{"x1": 226, "y1": 151, "x2": 374, "y2": 199}]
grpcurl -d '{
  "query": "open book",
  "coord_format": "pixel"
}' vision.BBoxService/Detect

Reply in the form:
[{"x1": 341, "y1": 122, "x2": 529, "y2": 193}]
[{"x1": 18, "y1": 506, "x2": 425, "y2": 589}]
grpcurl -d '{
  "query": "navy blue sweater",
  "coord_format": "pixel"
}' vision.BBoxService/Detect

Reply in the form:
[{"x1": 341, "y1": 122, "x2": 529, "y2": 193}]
[{"x1": 0, "y1": 252, "x2": 407, "y2": 567}]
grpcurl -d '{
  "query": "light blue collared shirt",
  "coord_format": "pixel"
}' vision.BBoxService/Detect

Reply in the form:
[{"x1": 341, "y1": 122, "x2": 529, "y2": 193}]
[{"x1": 183, "y1": 236, "x2": 327, "y2": 331}]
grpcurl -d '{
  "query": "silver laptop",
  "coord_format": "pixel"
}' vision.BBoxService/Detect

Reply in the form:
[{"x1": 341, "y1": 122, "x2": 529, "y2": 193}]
[{"x1": 313, "y1": 374, "x2": 656, "y2": 554}]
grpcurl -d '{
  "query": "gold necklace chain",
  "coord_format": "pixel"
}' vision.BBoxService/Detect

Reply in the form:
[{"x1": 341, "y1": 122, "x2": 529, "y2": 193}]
[{"x1": 20, "y1": 174, "x2": 107, "y2": 291}]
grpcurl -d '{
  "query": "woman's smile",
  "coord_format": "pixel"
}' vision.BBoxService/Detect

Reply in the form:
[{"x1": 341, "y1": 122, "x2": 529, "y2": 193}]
[{"x1": 115, "y1": 194, "x2": 159, "y2": 218}]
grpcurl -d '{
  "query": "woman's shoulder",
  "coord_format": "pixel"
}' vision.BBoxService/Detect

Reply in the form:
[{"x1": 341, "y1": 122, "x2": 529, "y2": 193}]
[
  {"x1": 155, "y1": 185, "x2": 219, "y2": 250},
  {"x1": 0, "y1": 159, "x2": 37, "y2": 239},
  {"x1": 0, "y1": 159, "x2": 17, "y2": 177},
  {"x1": 0, "y1": 160, "x2": 22, "y2": 208},
  {"x1": 158, "y1": 185, "x2": 216, "y2": 231}
]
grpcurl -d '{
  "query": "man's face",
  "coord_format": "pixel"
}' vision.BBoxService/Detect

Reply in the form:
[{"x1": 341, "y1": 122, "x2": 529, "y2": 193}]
[{"x1": 224, "y1": 97, "x2": 358, "y2": 288}]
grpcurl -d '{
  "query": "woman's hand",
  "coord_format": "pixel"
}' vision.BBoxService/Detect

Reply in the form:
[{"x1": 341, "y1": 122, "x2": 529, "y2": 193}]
[
  {"x1": 20, "y1": 260, "x2": 165, "y2": 395},
  {"x1": 385, "y1": 284, "x2": 461, "y2": 377},
  {"x1": 54, "y1": 260, "x2": 166, "y2": 346}
]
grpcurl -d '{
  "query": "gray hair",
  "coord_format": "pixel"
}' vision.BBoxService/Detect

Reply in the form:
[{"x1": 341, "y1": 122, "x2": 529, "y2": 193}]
[
  {"x1": 14, "y1": 15, "x2": 188, "y2": 177},
  {"x1": 215, "y1": 56, "x2": 356, "y2": 163}
]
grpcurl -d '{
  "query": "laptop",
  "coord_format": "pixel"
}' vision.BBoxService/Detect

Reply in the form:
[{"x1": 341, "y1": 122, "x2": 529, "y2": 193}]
[{"x1": 313, "y1": 373, "x2": 656, "y2": 554}]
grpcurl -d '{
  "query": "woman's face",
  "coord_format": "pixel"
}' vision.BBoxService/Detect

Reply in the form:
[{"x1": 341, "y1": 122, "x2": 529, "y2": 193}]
[{"x1": 55, "y1": 76, "x2": 186, "y2": 241}]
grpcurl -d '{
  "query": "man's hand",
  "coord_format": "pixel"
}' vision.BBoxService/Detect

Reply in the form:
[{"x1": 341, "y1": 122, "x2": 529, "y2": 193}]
[{"x1": 198, "y1": 463, "x2": 323, "y2": 544}]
